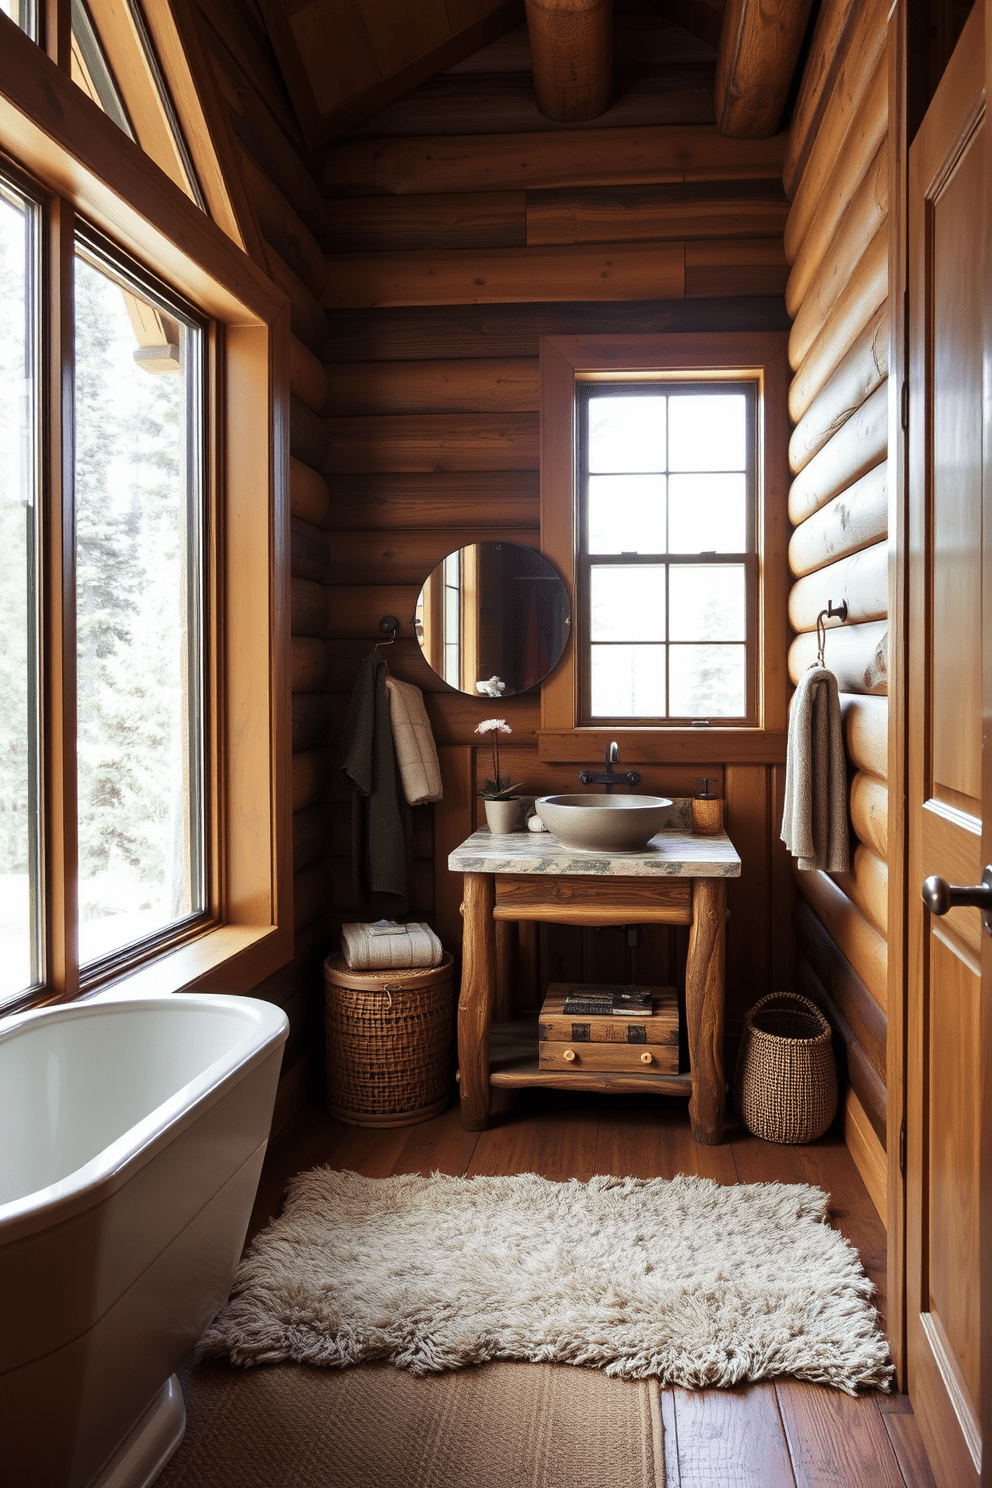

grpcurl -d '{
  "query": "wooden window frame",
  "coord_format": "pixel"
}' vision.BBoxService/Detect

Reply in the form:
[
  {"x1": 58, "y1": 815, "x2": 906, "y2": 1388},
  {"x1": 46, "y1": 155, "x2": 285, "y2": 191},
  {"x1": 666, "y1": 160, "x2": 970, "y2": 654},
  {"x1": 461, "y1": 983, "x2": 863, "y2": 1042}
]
[
  {"x1": 1, "y1": 15, "x2": 292, "y2": 1009},
  {"x1": 538, "y1": 332, "x2": 790, "y2": 766}
]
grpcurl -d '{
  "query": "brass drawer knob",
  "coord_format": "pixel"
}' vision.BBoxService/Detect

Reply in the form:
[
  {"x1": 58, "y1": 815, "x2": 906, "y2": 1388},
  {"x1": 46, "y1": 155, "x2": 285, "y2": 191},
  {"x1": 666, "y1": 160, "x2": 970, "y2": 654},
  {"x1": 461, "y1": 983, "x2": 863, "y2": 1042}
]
[
  {"x1": 640, "y1": 1051, "x2": 653, "y2": 1065},
  {"x1": 563, "y1": 1048, "x2": 576, "y2": 1062}
]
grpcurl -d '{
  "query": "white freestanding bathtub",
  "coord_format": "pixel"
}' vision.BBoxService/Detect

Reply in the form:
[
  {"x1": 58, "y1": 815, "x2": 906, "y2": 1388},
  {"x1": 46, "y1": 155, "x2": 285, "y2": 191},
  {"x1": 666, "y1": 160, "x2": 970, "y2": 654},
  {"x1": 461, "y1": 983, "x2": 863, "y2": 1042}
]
[{"x1": 0, "y1": 993, "x2": 288, "y2": 1488}]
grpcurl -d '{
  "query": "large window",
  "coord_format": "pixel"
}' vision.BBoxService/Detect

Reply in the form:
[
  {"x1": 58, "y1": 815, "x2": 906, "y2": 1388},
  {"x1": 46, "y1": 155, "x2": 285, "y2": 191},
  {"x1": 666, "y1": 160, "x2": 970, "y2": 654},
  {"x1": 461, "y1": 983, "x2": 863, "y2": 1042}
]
[
  {"x1": 538, "y1": 332, "x2": 789, "y2": 763},
  {"x1": 579, "y1": 382, "x2": 757, "y2": 724},
  {"x1": 0, "y1": 19, "x2": 291, "y2": 1013}
]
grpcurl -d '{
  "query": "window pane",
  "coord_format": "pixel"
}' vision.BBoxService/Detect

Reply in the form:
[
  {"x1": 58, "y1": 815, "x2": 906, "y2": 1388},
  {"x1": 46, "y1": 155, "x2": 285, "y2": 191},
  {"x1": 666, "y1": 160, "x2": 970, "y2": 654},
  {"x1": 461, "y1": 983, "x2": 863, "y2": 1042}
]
[
  {"x1": 587, "y1": 474, "x2": 666, "y2": 554},
  {"x1": 590, "y1": 645, "x2": 666, "y2": 718},
  {"x1": 71, "y1": 0, "x2": 135, "y2": 139},
  {"x1": 74, "y1": 248, "x2": 204, "y2": 966},
  {"x1": 668, "y1": 394, "x2": 746, "y2": 472},
  {"x1": 0, "y1": 0, "x2": 37, "y2": 37},
  {"x1": 669, "y1": 645, "x2": 746, "y2": 717},
  {"x1": 591, "y1": 566, "x2": 666, "y2": 642},
  {"x1": 588, "y1": 395, "x2": 666, "y2": 473},
  {"x1": 668, "y1": 473, "x2": 746, "y2": 553},
  {"x1": 669, "y1": 564, "x2": 747, "y2": 642},
  {"x1": 0, "y1": 181, "x2": 41, "y2": 1004}
]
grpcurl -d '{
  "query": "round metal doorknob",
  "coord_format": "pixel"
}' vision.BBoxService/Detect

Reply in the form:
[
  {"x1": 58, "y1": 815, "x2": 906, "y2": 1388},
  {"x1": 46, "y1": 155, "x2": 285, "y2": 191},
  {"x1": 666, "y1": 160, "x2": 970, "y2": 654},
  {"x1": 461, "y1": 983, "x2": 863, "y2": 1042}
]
[{"x1": 922, "y1": 873, "x2": 992, "y2": 915}]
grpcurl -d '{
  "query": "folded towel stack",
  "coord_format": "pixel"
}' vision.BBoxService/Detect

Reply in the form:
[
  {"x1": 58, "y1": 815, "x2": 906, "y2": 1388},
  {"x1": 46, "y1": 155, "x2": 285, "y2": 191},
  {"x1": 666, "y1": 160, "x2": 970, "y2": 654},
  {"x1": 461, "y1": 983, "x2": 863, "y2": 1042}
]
[
  {"x1": 340, "y1": 920, "x2": 445, "y2": 971},
  {"x1": 385, "y1": 676, "x2": 443, "y2": 805}
]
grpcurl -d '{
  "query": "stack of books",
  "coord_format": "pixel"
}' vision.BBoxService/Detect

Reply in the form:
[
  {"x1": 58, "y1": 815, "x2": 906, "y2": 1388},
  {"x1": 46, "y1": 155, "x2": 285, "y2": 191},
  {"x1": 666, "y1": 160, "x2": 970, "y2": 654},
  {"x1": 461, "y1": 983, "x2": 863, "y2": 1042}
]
[{"x1": 561, "y1": 984, "x2": 654, "y2": 1017}]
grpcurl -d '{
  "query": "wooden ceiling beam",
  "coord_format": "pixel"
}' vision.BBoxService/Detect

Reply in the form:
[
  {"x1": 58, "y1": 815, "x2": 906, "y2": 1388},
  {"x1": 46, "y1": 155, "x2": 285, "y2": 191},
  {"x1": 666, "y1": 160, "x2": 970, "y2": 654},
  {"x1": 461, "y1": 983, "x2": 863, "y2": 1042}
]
[
  {"x1": 713, "y1": 0, "x2": 813, "y2": 138},
  {"x1": 524, "y1": 0, "x2": 612, "y2": 121}
]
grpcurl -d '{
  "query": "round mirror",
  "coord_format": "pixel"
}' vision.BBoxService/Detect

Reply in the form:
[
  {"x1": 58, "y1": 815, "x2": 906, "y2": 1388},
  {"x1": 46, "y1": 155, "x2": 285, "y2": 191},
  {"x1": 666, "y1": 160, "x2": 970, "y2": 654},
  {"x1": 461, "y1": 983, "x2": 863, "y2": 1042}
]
[{"x1": 414, "y1": 542, "x2": 571, "y2": 697}]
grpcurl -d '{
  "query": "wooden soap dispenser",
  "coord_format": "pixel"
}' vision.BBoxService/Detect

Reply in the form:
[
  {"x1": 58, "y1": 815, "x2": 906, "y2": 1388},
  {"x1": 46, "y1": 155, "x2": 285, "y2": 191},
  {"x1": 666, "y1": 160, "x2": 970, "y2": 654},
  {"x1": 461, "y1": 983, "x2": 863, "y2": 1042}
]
[{"x1": 691, "y1": 777, "x2": 723, "y2": 835}]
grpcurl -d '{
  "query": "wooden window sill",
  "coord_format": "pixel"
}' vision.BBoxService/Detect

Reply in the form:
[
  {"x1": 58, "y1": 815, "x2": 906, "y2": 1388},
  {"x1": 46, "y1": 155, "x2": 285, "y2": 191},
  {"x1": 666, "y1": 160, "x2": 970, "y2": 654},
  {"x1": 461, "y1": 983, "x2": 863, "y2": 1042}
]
[{"x1": 81, "y1": 924, "x2": 295, "y2": 1003}]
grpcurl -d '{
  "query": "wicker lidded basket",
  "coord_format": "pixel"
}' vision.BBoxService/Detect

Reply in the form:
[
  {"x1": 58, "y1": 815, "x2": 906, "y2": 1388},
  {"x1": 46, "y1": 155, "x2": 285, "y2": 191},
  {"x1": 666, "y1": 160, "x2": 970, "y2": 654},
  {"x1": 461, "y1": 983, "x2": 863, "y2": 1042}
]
[
  {"x1": 733, "y1": 991, "x2": 838, "y2": 1144},
  {"x1": 323, "y1": 952, "x2": 454, "y2": 1128}
]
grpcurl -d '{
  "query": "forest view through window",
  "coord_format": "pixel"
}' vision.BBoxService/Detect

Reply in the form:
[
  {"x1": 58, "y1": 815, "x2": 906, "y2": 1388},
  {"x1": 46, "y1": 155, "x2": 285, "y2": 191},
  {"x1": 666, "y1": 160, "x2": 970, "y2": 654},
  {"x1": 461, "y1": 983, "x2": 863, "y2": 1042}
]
[
  {"x1": 74, "y1": 243, "x2": 206, "y2": 969},
  {"x1": 579, "y1": 383, "x2": 757, "y2": 724}
]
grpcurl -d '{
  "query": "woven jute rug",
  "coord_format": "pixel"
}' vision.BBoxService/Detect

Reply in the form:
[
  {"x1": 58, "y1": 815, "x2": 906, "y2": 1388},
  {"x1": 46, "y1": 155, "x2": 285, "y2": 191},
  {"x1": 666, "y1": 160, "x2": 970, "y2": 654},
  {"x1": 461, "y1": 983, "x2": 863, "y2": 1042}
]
[
  {"x1": 158, "y1": 1358, "x2": 664, "y2": 1488},
  {"x1": 200, "y1": 1168, "x2": 893, "y2": 1395}
]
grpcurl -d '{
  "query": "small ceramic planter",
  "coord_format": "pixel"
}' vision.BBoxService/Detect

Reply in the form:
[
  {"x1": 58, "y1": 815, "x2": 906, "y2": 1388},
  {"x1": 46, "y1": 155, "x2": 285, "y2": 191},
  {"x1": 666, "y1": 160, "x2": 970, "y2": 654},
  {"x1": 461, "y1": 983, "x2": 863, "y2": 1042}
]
[{"x1": 483, "y1": 797, "x2": 521, "y2": 834}]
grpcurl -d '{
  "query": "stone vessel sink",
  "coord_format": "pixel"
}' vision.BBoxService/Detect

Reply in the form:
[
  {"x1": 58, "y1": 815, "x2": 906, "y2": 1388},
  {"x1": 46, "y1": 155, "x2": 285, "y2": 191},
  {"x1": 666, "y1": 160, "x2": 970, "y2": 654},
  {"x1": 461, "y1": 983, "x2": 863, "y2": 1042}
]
[{"x1": 535, "y1": 794, "x2": 673, "y2": 852}]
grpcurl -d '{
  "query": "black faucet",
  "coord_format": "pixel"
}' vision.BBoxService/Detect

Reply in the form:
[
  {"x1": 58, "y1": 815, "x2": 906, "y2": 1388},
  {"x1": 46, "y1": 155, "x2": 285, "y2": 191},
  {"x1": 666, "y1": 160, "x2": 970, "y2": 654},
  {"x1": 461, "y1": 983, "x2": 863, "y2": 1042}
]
[{"x1": 578, "y1": 741, "x2": 641, "y2": 794}]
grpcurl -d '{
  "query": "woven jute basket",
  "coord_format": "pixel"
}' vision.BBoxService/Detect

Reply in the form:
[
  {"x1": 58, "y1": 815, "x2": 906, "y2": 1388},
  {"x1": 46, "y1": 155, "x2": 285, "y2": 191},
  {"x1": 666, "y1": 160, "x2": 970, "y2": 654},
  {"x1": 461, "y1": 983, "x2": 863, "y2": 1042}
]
[
  {"x1": 323, "y1": 952, "x2": 454, "y2": 1128},
  {"x1": 733, "y1": 991, "x2": 838, "y2": 1144}
]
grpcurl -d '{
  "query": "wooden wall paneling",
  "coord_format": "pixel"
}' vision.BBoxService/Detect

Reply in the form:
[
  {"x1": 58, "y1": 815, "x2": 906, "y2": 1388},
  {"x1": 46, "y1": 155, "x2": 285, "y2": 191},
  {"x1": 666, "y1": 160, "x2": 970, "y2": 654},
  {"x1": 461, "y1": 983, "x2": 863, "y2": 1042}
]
[
  {"x1": 723, "y1": 764, "x2": 770, "y2": 1025},
  {"x1": 844, "y1": 1085, "x2": 887, "y2": 1222},
  {"x1": 787, "y1": 539, "x2": 889, "y2": 632},
  {"x1": 788, "y1": 311, "x2": 888, "y2": 474},
  {"x1": 239, "y1": 147, "x2": 328, "y2": 298},
  {"x1": 292, "y1": 749, "x2": 333, "y2": 813},
  {"x1": 290, "y1": 455, "x2": 331, "y2": 525},
  {"x1": 787, "y1": 619, "x2": 888, "y2": 692},
  {"x1": 293, "y1": 862, "x2": 332, "y2": 932},
  {"x1": 794, "y1": 868, "x2": 887, "y2": 1010},
  {"x1": 832, "y1": 843, "x2": 888, "y2": 938},
  {"x1": 269, "y1": 247, "x2": 328, "y2": 353},
  {"x1": 840, "y1": 692, "x2": 888, "y2": 778},
  {"x1": 324, "y1": 585, "x2": 420, "y2": 639},
  {"x1": 290, "y1": 635, "x2": 333, "y2": 691},
  {"x1": 345, "y1": 61, "x2": 719, "y2": 140},
  {"x1": 323, "y1": 471, "x2": 540, "y2": 529},
  {"x1": 321, "y1": 125, "x2": 788, "y2": 197},
  {"x1": 322, "y1": 240, "x2": 687, "y2": 308},
  {"x1": 788, "y1": 464, "x2": 887, "y2": 577},
  {"x1": 324, "y1": 191, "x2": 528, "y2": 252},
  {"x1": 325, "y1": 528, "x2": 538, "y2": 586},
  {"x1": 290, "y1": 335, "x2": 329, "y2": 413},
  {"x1": 713, "y1": 0, "x2": 814, "y2": 139},
  {"x1": 683, "y1": 235, "x2": 789, "y2": 296},
  {"x1": 291, "y1": 691, "x2": 336, "y2": 751},
  {"x1": 290, "y1": 517, "x2": 330, "y2": 581},
  {"x1": 794, "y1": 898, "x2": 886, "y2": 1081},
  {"x1": 788, "y1": 231, "x2": 888, "y2": 421},
  {"x1": 787, "y1": 380, "x2": 888, "y2": 524},
  {"x1": 850, "y1": 769, "x2": 888, "y2": 860},
  {"x1": 322, "y1": 412, "x2": 539, "y2": 472},
  {"x1": 786, "y1": 138, "x2": 887, "y2": 325},
  {"x1": 782, "y1": 0, "x2": 862, "y2": 195},
  {"x1": 769, "y1": 762, "x2": 795, "y2": 991},
  {"x1": 797, "y1": 955, "x2": 887, "y2": 1143},
  {"x1": 290, "y1": 397, "x2": 331, "y2": 467},
  {"x1": 292, "y1": 803, "x2": 332, "y2": 872},
  {"x1": 321, "y1": 358, "x2": 539, "y2": 416},
  {"x1": 525, "y1": 179, "x2": 789, "y2": 247},
  {"x1": 194, "y1": 0, "x2": 303, "y2": 145},
  {"x1": 783, "y1": 16, "x2": 888, "y2": 262},
  {"x1": 291, "y1": 575, "x2": 329, "y2": 637},
  {"x1": 321, "y1": 297, "x2": 792, "y2": 362}
]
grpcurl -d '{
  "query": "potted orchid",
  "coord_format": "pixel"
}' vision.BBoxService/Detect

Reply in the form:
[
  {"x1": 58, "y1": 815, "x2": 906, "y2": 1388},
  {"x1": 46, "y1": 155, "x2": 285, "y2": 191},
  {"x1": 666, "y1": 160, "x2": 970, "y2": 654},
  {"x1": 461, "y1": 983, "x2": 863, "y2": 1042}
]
[{"x1": 475, "y1": 718, "x2": 523, "y2": 834}]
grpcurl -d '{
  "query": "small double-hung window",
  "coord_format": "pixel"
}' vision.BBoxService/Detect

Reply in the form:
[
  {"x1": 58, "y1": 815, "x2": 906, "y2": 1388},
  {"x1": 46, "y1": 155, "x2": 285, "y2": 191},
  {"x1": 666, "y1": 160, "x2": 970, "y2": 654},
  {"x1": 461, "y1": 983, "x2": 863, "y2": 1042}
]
[{"x1": 577, "y1": 382, "x2": 757, "y2": 726}]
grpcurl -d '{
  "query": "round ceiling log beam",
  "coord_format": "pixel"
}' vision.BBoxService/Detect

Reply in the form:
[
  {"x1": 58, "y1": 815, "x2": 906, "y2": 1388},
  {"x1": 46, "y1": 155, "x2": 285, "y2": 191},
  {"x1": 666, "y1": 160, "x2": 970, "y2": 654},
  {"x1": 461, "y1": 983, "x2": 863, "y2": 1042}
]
[{"x1": 524, "y1": 0, "x2": 613, "y2": 123}]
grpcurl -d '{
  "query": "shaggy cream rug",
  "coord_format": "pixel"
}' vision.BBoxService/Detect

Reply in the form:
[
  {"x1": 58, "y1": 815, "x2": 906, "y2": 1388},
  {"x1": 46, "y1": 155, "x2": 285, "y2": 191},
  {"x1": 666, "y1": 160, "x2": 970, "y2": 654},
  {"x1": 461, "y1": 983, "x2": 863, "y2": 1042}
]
[{"x1": 199, "y1": 1169, "x2": 893, "y2": 1395}]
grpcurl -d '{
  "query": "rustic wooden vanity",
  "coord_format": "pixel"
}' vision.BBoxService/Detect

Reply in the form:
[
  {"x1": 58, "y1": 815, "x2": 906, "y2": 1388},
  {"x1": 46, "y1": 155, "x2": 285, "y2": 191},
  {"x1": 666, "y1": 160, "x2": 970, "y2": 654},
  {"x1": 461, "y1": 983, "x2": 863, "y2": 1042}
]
[{"x1": 449, "y1": 806, "x2": 741, "y2": 1144}]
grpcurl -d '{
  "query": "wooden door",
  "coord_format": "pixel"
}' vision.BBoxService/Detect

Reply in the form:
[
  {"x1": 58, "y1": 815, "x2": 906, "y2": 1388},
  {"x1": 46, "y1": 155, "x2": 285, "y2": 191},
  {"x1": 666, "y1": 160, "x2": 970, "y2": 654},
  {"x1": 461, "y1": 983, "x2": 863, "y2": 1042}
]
[{"x1": 906, "y1": 6, "x2": 991, "y2": 1485}]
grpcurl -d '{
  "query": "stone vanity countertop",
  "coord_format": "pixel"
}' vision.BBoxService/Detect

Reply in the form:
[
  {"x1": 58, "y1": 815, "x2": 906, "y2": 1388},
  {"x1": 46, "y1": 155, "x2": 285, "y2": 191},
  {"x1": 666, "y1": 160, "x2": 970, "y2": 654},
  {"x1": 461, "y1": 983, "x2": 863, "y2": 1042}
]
[{"x1": 448, "y1": 805, "x2": 741, "y2": 879}]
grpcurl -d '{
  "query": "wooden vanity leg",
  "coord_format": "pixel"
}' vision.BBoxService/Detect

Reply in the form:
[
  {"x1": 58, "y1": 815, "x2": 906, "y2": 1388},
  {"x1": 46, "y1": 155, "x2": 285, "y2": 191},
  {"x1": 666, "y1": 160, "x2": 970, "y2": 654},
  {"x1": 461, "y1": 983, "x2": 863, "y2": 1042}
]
[
  {"x1": 458, "y1": 871, "x2": 497, "y2": 1131},
  {"x1": 685, "y1": 877, "x2": 727, "y2": 1145}
]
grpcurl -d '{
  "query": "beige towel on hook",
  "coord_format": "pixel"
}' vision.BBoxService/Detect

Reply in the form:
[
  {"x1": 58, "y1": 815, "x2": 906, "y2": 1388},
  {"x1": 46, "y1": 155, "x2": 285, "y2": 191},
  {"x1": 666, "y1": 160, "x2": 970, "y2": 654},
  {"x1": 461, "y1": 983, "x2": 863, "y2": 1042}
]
[
  {"x1": 385, "y1": 676, "x2": 443, "y2": 806},
  {"x1": 781, "y1": 666, "x2": 850, "y2": 872},
  {"x1": 340, "y1": 921, "x2": 444, "y2": 970}
]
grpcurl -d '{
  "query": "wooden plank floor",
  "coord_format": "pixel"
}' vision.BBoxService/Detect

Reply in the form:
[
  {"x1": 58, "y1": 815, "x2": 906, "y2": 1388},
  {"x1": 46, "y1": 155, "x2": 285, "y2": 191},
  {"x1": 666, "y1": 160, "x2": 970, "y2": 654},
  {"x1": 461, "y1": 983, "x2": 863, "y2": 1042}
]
[{"x1": 247, "y1": 1091, "x2": 937, "y2": 1488}]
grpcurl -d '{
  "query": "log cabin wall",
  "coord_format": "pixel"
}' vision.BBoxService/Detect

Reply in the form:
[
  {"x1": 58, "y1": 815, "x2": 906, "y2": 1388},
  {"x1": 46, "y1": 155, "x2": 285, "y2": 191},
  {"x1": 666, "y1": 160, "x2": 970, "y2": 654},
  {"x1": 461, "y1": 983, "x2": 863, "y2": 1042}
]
[
  {"x1": 315, "y1": 15, "x2": 795, "y2": 1030},
  {"x1": 190, "y1": 0, "x2": 337, "y2": 1126},
  {"x1": 781, "y1": 0, "x2": 890, "y2": 1219}
]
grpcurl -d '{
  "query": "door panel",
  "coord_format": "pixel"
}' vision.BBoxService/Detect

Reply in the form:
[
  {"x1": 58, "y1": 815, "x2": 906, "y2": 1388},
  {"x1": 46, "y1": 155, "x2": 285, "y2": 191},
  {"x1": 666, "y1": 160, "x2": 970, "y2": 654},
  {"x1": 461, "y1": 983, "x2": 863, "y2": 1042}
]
[{"x1": 907, "y1": 5, "x2": 987, "y2": 1485}]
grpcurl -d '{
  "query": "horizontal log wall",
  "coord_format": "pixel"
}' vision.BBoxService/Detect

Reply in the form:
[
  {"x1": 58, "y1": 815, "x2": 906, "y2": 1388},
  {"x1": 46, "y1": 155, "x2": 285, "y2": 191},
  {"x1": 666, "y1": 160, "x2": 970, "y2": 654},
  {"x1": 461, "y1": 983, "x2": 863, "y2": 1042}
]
[
  {"x1": 318, "y1": 22, "x2": 793, "y2": 1027},
  {"x1": 783, "y1": 0, "x2": 890, "y2": 1220},
  {"x1": 194, "y1": 0, "x2": 334, "y2": 1125}
]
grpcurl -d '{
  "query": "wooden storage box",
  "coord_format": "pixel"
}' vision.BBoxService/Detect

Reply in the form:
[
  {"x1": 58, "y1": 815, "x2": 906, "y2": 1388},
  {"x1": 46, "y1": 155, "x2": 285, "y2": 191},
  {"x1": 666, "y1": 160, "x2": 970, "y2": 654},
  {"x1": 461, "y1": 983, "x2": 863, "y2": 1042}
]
[{"x1": 538, "y1": 983, "x2": 679, "y2": 1074}]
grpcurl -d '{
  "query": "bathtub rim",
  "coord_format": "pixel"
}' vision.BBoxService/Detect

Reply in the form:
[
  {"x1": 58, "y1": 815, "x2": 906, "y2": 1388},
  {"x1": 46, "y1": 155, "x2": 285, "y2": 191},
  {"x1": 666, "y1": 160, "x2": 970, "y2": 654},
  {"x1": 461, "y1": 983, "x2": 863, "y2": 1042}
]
[{"x1": 0, "y1": 994, "x2": 288, "y2": 1244}]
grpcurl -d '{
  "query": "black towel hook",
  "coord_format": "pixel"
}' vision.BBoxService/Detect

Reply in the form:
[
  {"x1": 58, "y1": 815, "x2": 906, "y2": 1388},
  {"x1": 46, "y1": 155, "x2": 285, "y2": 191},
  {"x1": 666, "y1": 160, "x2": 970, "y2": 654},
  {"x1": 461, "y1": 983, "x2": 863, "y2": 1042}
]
[
  {"x1": 374, "y1": 615, "x2": 400, "y2": 651},
  {"x1": 815, "y1": 600, "x2": 848, "y2": 668}
]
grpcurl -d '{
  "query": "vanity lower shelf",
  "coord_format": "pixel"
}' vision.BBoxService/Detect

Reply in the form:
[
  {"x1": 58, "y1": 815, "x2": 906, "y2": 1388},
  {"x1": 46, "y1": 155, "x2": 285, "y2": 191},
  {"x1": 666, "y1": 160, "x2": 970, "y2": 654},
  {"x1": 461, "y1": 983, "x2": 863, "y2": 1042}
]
[{"x1": 458, "y1": 1019, "x2": 694, "y2": 1097}]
